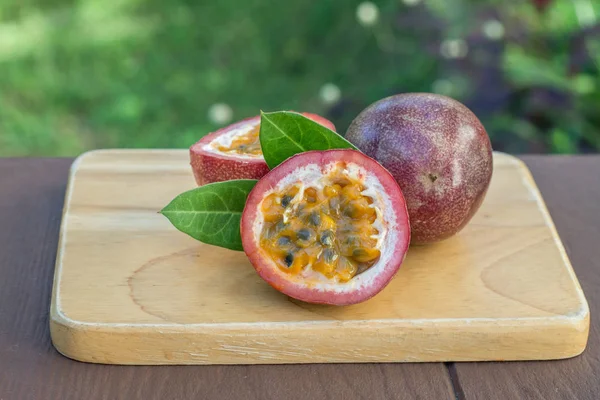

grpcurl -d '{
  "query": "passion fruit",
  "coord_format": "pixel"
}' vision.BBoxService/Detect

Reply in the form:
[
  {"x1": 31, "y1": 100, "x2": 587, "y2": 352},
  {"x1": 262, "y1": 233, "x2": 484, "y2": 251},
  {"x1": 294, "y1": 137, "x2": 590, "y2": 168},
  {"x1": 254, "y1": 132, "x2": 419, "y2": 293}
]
[
  {"x1": 345, "y1": 93, "x2": 493, "y2": 244},
  {"x1": 190, "y1": 113, "x2": 336, "y2": 186},
  {"x1": 240, "y1": 149, "x2": 410, "y2": 305}
]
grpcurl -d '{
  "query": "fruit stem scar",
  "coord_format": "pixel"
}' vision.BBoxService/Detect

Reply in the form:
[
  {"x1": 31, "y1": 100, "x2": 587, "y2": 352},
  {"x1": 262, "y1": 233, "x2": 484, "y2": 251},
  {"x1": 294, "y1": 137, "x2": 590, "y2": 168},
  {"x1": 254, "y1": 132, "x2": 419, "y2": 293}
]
[{"x1": 428, "y1": 173, "x2": 438, "y2": 183}]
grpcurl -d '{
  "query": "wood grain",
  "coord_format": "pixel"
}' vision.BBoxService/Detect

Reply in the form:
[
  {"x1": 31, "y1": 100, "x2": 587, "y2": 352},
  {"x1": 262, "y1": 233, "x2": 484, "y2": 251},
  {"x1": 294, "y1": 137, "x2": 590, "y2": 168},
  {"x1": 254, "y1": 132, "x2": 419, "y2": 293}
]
[
  {"x1": 2, "y1": 156, "x2": 599, "y2": 399},
  {"x1": 452, "y1": 156, "x2": 600, "y2": 400},
  {"x1": 0, "y1": 157, "x2": 455, "y2": 399},
  {"x1": 49, "y1": 150, "x2": 589, "y2": 365}
]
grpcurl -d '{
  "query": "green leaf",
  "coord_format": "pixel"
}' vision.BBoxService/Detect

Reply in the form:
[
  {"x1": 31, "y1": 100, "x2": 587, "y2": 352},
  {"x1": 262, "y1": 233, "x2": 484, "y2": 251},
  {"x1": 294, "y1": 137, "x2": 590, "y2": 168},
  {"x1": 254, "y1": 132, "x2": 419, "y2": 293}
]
[
  {"x1": 160, "y1": 180, "x2": 258, "y2": 251},
  {"x1": 259, "y1": 110, "x2": 357, "y2": 169}
]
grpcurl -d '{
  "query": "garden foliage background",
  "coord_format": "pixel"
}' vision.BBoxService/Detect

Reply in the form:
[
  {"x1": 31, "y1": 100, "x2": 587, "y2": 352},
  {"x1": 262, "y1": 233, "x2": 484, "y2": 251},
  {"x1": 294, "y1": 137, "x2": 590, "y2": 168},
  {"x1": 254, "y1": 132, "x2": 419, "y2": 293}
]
[{"x1": 1, "y1": 0, "x2": 599, "y2": 156}]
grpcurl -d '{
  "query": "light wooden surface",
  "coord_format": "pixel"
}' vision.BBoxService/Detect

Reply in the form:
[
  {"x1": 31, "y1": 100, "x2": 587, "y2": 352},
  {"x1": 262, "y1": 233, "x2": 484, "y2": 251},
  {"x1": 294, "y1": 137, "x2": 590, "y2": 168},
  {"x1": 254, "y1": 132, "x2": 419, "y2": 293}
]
[{"x1": 49, "y1": 150, "x2": 589, "y2": 365}]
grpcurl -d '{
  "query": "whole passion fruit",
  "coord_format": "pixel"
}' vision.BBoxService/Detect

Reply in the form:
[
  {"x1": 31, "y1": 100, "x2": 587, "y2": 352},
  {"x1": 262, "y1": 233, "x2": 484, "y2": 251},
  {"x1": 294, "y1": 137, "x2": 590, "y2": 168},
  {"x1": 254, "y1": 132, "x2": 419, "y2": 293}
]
[
  {"x1": 190, "y1": 113, "x2": 336, "y2": 186},
  {"x1": 345, "y1": 93, "x2": 493, "y2": 244},
  {"x1": 241, "y1": 149, "x2": 410, "y2": 305}
]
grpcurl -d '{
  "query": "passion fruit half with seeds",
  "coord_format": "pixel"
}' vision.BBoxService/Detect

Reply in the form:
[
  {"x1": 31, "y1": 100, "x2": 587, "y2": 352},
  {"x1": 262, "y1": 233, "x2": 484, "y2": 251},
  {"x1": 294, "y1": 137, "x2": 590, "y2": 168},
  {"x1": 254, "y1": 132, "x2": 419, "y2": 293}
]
[
  {"x1": 190, "y1": 113, "x2": 336, "y2": 186},
  {"x1": 240, "y1": 149, "x2": 410, "y2": 305}
]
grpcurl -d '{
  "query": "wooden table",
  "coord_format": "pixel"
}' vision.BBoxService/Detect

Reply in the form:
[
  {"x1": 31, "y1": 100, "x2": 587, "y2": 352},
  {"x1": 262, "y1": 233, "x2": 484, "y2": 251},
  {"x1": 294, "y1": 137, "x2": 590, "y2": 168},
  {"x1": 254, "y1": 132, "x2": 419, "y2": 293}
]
[{"x1": 0, "y1": 156, "x2": 598, "y2": 399}]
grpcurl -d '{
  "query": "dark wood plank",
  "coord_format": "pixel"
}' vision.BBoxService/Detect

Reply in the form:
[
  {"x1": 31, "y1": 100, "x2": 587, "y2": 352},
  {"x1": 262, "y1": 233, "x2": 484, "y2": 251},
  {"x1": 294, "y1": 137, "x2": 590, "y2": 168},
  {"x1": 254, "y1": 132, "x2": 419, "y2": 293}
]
[
  {"x1": 452, "y1": 155, "x2": 600, "y2": 400},
  {"x1": 0, "y1": 158, "x2": 455, "y2": 400}
]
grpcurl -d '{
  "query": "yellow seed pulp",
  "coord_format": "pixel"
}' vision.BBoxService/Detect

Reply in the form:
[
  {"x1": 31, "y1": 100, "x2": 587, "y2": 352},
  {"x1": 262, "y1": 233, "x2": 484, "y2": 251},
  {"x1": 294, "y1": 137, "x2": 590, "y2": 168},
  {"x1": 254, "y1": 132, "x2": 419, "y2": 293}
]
[
  {"x1": 258, "y1": 169, "x2": 380, "y2": 282},
  {"x1": 216, "y1": 124, "x2": 262, "y2": 155}
]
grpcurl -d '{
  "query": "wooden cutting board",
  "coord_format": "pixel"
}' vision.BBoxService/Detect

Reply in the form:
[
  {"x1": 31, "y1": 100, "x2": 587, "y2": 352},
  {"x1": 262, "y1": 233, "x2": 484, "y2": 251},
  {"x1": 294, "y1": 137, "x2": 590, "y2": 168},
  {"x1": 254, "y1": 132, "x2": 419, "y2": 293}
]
[{"x1": 49, "y1": 150, "x2": 589, "y2": 365}]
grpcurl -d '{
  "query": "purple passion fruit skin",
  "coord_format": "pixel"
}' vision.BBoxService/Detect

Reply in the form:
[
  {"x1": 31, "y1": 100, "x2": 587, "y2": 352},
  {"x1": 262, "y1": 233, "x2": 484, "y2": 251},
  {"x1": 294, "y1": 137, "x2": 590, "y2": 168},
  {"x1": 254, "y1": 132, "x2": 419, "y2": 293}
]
[{"x1": 345, "y1": 93, "x2": 493, "y2": 244}]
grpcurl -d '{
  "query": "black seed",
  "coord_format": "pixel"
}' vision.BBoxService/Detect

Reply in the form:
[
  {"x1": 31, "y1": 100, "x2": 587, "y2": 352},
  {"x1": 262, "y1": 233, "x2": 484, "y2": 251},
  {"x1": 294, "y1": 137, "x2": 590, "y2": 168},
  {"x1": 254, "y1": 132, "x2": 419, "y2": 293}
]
[
  {"x1": 345, "y1": 236, "x2": 359, "y2": 246},
  {"x1": 276, "y1": 221, "x2": 289, "y2": 232},
  {"x1": 281, "y1": 195, "x2": 293, "y2": 208},
  {"x1": 352, "y1": 247, "x2": 379, "y2": 262},
  {"x1": 296, "y1": 229, "x2": 311, "y2": 241},
  {"x1": 320, "y1": 230, "x2": 334, "y2": 246},
  {"x1": 309, "y1": 212, "x2": 321, "y2": 226},
  {"x1": 344, "y1": 206, "x2": 356, "y2": 218},
  {"x1": 353, "y1": 248, "x2": 367, "y2": 258},
  {"x1": 277, "y1": 236, "x2": 291, "y2": 246},
  {"x1": 284, "y1": 253, "x2": 294, "y2": 267},
  {"x1": 323, "y1": 248, "x2": 336, "y2": 263}
]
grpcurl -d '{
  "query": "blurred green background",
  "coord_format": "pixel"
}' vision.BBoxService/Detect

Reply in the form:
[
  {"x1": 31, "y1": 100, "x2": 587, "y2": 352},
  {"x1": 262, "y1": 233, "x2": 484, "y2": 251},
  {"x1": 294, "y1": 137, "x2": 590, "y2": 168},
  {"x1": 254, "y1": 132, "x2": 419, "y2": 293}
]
[{"x1": 1, "y1": 0, "x2": 599, "y2": 156}]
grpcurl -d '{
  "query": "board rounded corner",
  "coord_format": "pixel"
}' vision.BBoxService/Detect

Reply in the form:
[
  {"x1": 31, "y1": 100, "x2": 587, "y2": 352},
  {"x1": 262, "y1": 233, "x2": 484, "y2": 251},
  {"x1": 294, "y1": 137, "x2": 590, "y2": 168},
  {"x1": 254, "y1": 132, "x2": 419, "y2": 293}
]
[
  {"x1": 552, "y1": 305, "x2": 591, "y2": 360},
  {"x1": 49, "y1": 306, "x2": 101, "y2": 364},
  {"x1": 571, "y1": 305, "x2": 591, "y2": 353},
  {"x1": 70, "y1": 149, "x2": 113, "y2": 172}
]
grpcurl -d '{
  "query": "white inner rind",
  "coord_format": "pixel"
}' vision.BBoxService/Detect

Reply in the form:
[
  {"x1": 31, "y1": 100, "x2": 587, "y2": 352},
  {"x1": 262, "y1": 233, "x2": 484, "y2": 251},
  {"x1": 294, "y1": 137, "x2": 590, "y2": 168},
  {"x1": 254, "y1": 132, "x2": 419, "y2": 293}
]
[
  {"x1": 202, "y1": 122, "x2": 263, "y2": 159},
  {"x1": 252, "y1": 161, "x2": 399, "y2": 292}
]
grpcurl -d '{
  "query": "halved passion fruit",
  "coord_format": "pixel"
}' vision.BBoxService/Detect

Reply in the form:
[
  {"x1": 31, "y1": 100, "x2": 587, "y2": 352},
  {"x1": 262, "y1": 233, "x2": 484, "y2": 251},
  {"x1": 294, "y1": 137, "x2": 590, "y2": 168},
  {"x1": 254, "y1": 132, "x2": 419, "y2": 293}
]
[
  {"x1": 190, "y1": 113, "x2": 336, "y2": 186},
  {"x1": 241, "y1": 149, "x2": 410, "y2": 305}
]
